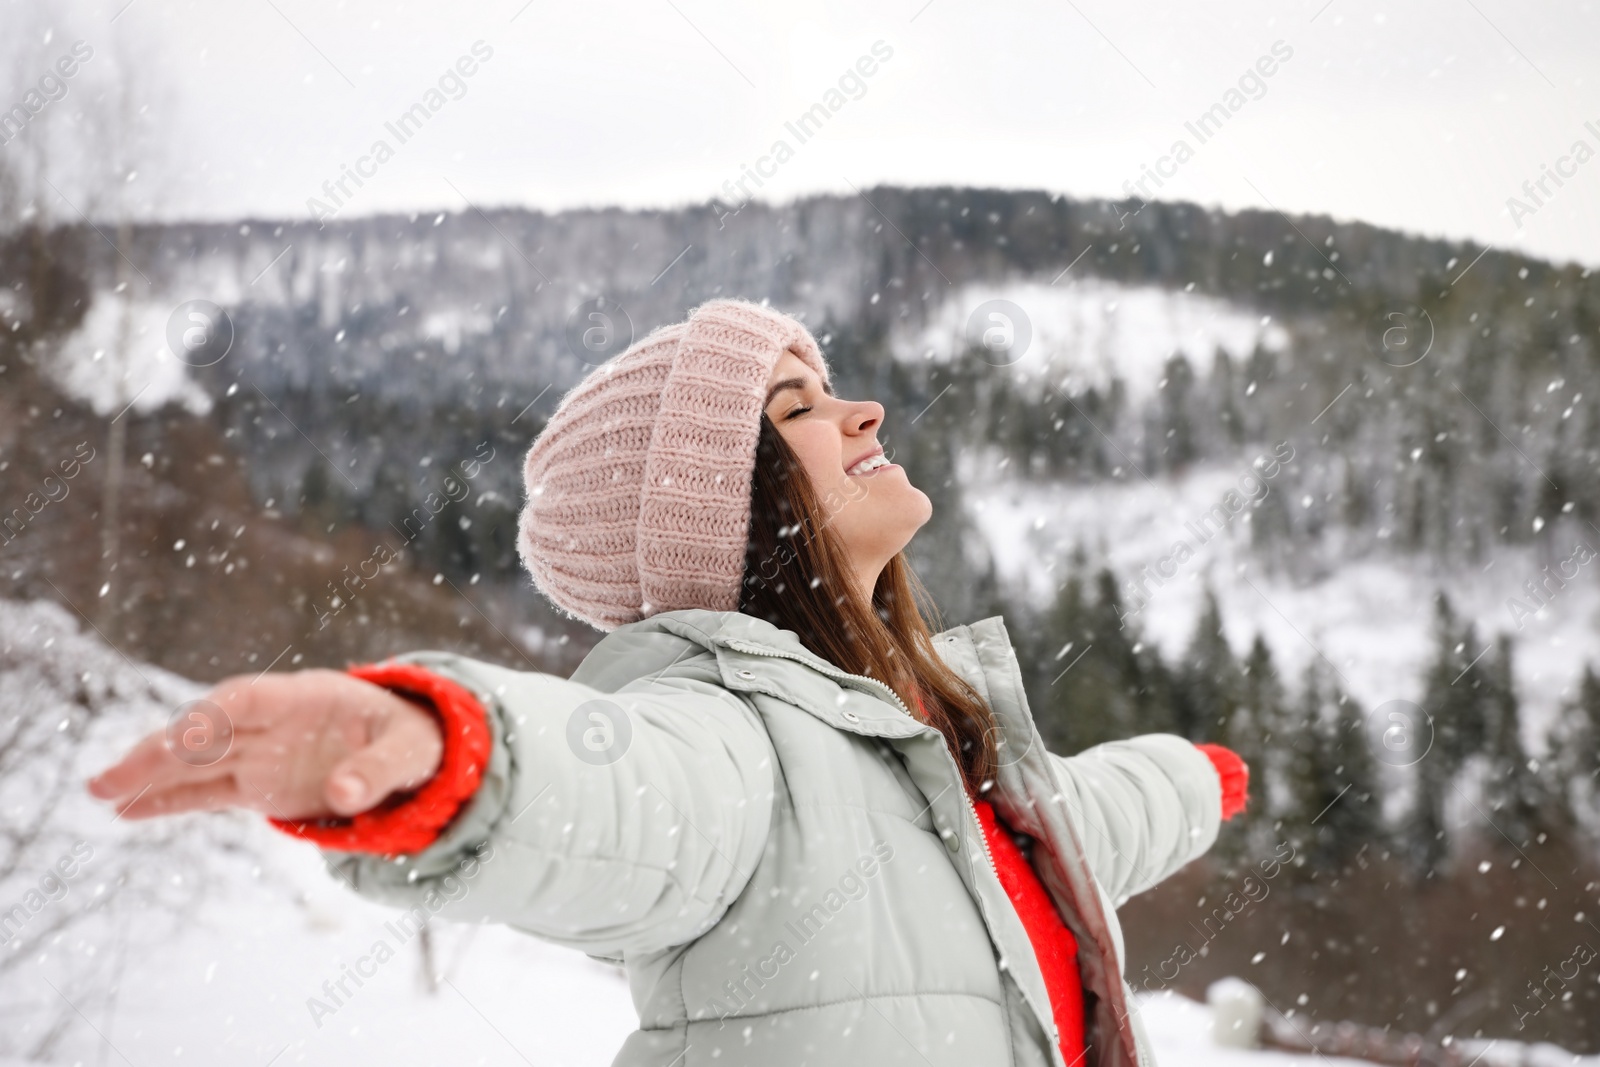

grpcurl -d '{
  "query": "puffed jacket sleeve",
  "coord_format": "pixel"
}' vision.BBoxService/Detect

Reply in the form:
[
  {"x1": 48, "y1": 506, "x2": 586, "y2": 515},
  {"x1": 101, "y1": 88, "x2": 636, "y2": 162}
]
[
  {"x1": 308, "y1": 649, "x2": 777, "y2": 960},
  {"x1": 1046, "y1": 733, "x2": 1223, "y2": 906}
]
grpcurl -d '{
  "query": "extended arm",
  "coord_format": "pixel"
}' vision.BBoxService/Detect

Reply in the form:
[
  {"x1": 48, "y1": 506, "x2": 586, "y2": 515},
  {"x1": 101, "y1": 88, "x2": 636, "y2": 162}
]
[
  {"x1": 1047, "y1": 735, "x2": 1242, "y2": 905},
  {"x1": 90, "y1": 649, "x2": 777, "y2": 960}
]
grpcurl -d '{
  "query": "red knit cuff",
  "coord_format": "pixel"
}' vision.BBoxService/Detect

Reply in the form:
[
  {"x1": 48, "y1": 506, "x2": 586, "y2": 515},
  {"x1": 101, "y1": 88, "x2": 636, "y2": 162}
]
[
  {"x1": 1195, "y1": 743, "x2": 1249, "y2": 821},
  {"x1": 268, "y1": 662, "x2": 493, "y2": 857}
]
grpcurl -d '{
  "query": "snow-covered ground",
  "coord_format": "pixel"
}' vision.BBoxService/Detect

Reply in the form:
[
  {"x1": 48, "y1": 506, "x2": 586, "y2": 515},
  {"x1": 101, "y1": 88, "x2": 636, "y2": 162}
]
[
  {"x1": 86, "y1": 820, "x2": 639, "y2": 1066},
  {"x1": 960, "y1": 446, "x2": 1600, "y2": 754}
]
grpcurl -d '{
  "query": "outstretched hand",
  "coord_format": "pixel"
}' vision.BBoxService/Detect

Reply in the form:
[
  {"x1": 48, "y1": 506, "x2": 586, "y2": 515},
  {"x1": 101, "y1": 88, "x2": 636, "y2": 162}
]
[{"x1": 87, "y1": 669, "x2": 443, "y2": 822}]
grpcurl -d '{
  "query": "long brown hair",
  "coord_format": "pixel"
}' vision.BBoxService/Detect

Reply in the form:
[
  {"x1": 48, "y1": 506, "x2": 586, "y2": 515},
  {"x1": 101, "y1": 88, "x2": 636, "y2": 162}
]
[{"x1": 739, "y1": 413, "x2": 999, "y2": 793}]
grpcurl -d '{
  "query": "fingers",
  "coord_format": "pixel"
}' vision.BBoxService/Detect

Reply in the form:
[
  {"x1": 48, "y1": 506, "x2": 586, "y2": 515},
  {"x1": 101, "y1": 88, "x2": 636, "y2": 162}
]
[
  {"x1": 87, "y1": 670, "x2": 333, "y2": 809},
  {"x1": 87, "y1": 730, "x2": 166, "y2": 800},
  {"x1": 87, "y1": 728, "x2": 234, "y2": 804},
  {"x1": 113, "y1": 776, "x2": 245, "y2": 820},
  {"x1": 87, "y1": 673, "x2": 270, "y2": 803},
  {"x1": 87, "y1": 669, "x2": 441, "y2": 824},
  {"x1": 324, "y1": 699, "x2": 444, "y2": 817}
]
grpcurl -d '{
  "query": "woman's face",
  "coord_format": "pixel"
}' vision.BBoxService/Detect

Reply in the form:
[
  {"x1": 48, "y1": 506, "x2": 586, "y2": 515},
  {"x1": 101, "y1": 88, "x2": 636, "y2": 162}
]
[{"x1": 761, "y1": 350, "x2": 932, "y2": 601}]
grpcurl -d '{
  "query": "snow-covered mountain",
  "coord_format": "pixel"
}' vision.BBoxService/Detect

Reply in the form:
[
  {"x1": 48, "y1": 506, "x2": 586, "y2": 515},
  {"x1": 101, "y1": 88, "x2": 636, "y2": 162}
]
[{"x1": 965, "y1": 444, "x2": 1600, "y2": 753}]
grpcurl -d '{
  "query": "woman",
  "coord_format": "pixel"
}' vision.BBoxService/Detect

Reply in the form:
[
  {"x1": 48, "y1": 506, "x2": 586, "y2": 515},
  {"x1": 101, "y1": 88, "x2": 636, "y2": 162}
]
[{"x1": 88, "y1": 299, "x2": 1247, "y2": 1067}]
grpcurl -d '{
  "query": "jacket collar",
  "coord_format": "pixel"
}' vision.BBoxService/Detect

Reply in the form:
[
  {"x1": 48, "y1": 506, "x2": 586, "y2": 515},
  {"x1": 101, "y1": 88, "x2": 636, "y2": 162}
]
[
  {"x1": 604, "y1": 607, "x2": 1009, "y2": 680},
  {"x1": 626, "y1": 608, "x2": 833, "y2": 666},
  {"x1": 591, "y1": 608, "x2": 1021, "y2": 738}
]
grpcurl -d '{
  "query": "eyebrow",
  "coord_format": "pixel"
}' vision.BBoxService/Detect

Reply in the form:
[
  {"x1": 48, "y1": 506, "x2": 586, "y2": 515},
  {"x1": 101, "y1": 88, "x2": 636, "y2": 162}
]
[{"x1": 763, "y1": 375, "x2": 834, "y2": 409}]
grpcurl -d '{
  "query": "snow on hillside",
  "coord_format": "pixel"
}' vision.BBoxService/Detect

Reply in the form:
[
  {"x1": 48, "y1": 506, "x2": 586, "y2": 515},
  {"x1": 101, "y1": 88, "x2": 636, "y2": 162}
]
[
  {"x1": 45, "y1": 291, "x2": 213, "y2": 418},
  {"x1": 892, "y1": 279, "x2": 1290, "y2": 400},
  {"x1": 960, "y1": 445, "x2": 1600, "y2": 753}
]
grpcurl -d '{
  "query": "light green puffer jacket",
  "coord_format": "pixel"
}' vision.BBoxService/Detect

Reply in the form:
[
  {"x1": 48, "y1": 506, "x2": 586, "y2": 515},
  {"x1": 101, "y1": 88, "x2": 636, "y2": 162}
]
[{"x1": 322, "y1": 608, "x2": 1222, "y2": 1067}]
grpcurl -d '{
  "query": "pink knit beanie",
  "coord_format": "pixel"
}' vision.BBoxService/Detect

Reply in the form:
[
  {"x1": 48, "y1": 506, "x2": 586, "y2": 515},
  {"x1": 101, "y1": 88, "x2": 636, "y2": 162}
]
[{"x1": 518, "y1": 298, "x2": 833, "y2": 631}]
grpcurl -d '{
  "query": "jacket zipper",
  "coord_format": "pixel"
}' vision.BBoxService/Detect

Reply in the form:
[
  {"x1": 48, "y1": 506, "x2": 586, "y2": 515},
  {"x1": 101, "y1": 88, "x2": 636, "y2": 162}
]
[
  {"x1": 963, "y1": 787, "x2": 998, "y2": 875},
  {"x1": 963, "y1": 778, "x2": 1073, "y2": 1053}
]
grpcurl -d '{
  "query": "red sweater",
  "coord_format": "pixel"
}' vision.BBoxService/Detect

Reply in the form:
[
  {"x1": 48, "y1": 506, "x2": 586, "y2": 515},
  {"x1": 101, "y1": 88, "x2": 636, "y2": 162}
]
[
  {"x1": 274, "y1": 667, "x2": 1249, "y2": 1067},
  {"x1": 971, "y1": 748, "x2": 1246, "y2": 1064}
]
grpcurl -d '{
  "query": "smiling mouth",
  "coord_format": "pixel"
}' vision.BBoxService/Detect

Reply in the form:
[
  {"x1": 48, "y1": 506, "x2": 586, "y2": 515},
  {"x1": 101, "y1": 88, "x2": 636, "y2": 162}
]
[{"x1": 845, "y1": 452, "x2": 896, "y2": 477}]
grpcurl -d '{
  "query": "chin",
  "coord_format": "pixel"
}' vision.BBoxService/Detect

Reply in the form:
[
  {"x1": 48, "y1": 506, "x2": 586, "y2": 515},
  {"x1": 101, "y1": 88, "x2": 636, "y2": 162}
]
[
  {"x1": 847, "y1": 488, "x2": 933, "y2": 561},
  {"x1": 896, "y1": 487, "x2": 935, "y2": 540},
  {"x1": 909, "y1": 488, "x2": 933, "y2": 525}
]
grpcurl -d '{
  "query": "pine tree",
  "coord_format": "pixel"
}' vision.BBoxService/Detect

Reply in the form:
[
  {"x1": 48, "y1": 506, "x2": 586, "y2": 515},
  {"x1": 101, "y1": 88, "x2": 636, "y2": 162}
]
[
  {"x1": 1249, "y1": 467, "x2": 1295, "y2": 572},
  {"x1": 1033, "y1": 565, "x2": 1169, "y2": 754},
  {"x1": 1034, "y1": 568, "x2": 1123, "y2": 754},
  {"x1": 1241, "y1": 343, "x2": 1277, "y2": 441},
  {"x1": 1531, "y1": 447, "x2": 1565, "y2": 568},
  {"x1": 1175, "y1": 586, "x2": 1239, "y2": 743},
  {"x1": 1577, "y1": 666, "x2": 1600, "y2": 798},
  {"x1": 1409, "y1": 754, "x2": 1450, "y2": 876},
  {"x1": 1283, "y1": 660, "x2": 1382, "y2": 871},
  {"x1": 1135, "y1": 646, "x2": 1180, "y2": 740},
  {"x1": 1086, "y1": 568, "x2": 1177, "y2": 737},
  {"x1": 1325, "y1": 686, "x2": 1383, "y2": 853},
  {"x1": 1278, "y1": 659, "x2": 1324, "y2": 857},
  {"x1": 1211, "y1": 634, "x2": 1286, "y2": 864},
  {"x1": 1550, "y1": 666, "x2": 1600, "y2": 828},
  {"x1": 1340, "y1": 456, "x2": 1370, "y2": 532},
  {"x1": 1407, "y1": 593, "x2": 1492, "y2": 873},
  {"x1": 1158, "y1": 352, "x2": 1198, "y2": 473},
  {"x1": 1209, "y1": 348, "x2": 1245, "y2": 446},
  {"x1": 298, "y1": 460, "x2": 348, "y2": 533},
  {"x1": 1478, "y1": 633, "x2": 1553, "y2": 849},
  {"x1": 1407, "y1": 595, "x2": 1460, "y2": 871}
]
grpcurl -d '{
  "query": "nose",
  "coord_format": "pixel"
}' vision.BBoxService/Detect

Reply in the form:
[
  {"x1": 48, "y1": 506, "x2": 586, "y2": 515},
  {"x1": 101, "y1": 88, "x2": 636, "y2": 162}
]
[{"x1": 844, "y1": 398, "x2": 883, "y2": 435}]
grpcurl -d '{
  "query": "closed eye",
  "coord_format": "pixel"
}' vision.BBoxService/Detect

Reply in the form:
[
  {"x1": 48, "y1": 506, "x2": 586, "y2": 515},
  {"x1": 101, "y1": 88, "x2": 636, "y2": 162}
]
[{"x1": 784, "y1": 405, "x2": 811, "y2": 420}]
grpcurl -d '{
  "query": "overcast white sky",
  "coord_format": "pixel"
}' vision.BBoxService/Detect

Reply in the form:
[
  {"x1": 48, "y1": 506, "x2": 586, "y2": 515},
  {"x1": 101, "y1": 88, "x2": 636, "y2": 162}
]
[{"x1": 13, "y1": 0, "x2": 1600, "y2": 267}]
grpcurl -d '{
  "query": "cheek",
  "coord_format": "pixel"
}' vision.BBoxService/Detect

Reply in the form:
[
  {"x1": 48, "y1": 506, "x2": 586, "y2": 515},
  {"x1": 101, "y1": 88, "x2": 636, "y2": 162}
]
[{"x1": 785, "y1": 431, "x2": 845, "y2": 492}]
